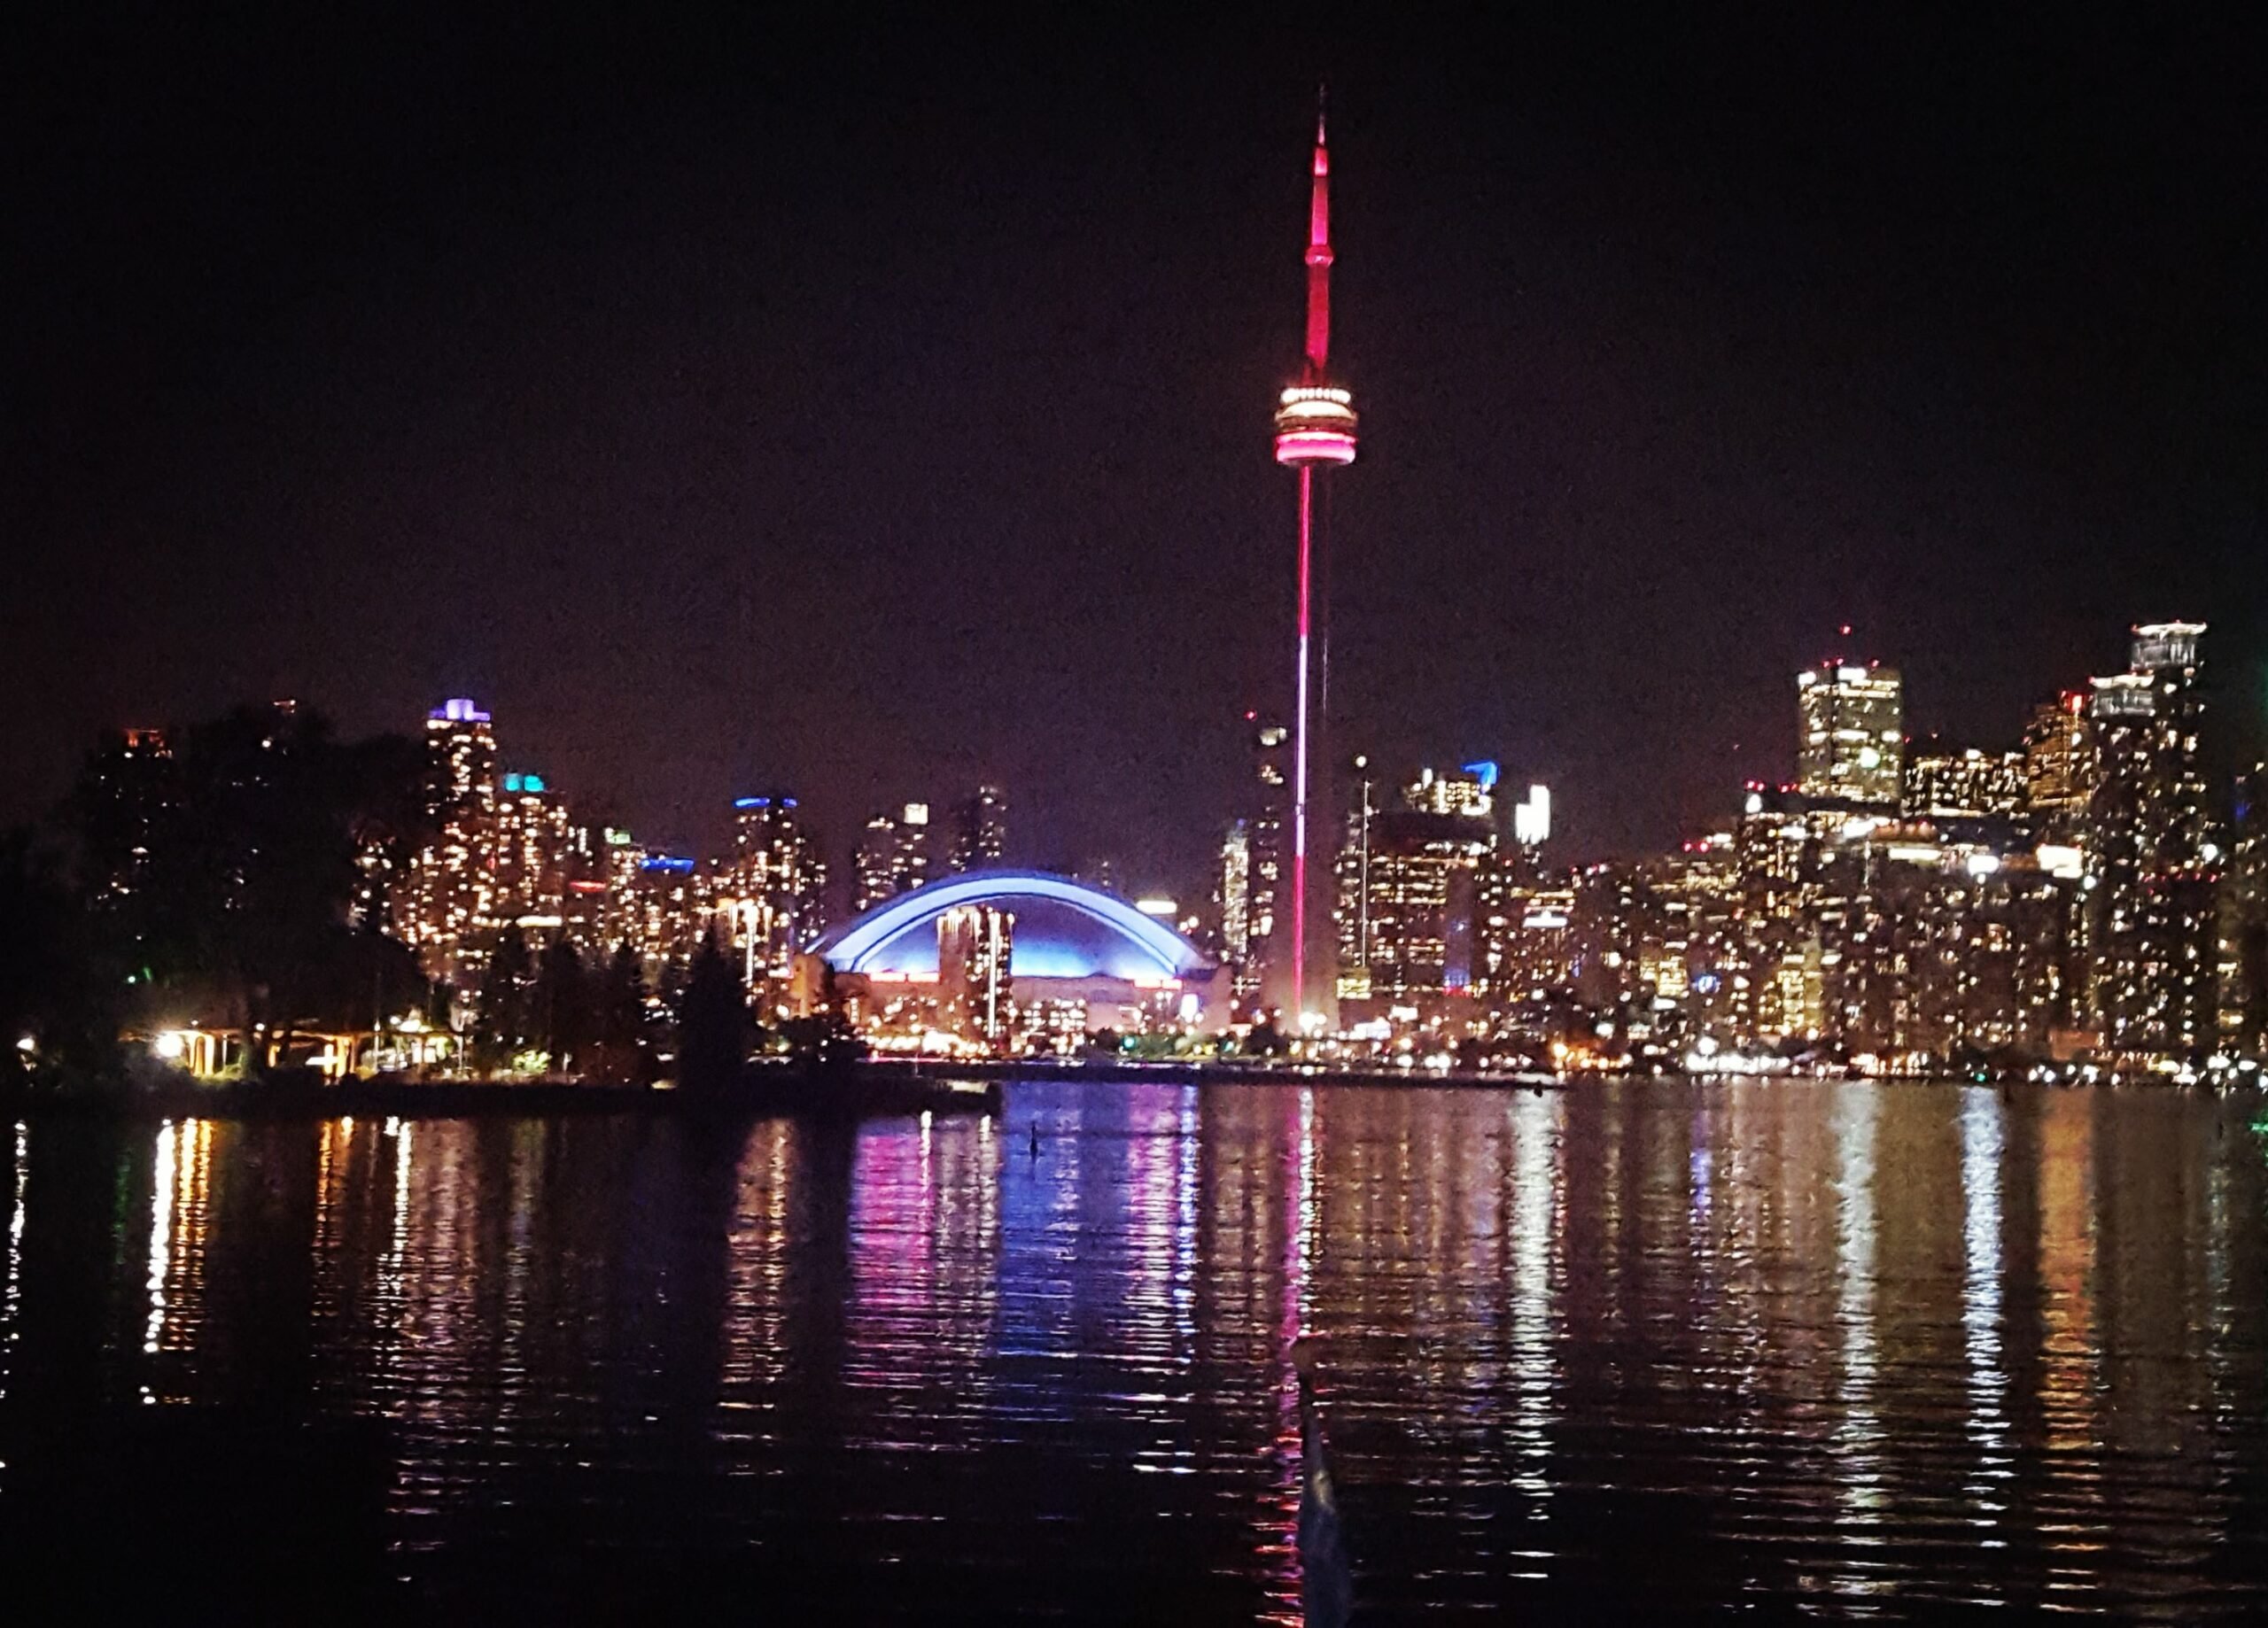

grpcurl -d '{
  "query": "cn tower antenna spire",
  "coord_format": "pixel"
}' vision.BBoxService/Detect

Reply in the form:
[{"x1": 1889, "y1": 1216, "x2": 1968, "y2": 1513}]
[{"x1": 1305, "y1": 86, "x2": 1333, "y2": 377}]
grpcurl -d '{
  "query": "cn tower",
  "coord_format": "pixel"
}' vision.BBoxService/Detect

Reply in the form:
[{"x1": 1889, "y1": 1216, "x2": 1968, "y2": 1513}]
[{"x1": 1270, "y1": 96, "x2": 1357, "y2": 1027}]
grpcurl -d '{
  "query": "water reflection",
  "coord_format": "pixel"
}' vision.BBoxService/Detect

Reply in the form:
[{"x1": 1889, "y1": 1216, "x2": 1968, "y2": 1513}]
[{"x1": 0, "y1": 1081, "x2": 2264, "y2": 1621}]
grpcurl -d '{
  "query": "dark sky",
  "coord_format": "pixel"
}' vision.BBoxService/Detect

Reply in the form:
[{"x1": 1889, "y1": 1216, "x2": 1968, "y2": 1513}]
[{"x1": 8, "y1": 6, "x2": 2265, "y2": 897}]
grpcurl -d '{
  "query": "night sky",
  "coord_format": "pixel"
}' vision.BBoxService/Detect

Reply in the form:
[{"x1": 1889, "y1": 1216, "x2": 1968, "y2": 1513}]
[{"x1": 9, "y1": 8, "x2": 2265, "y2": 896}]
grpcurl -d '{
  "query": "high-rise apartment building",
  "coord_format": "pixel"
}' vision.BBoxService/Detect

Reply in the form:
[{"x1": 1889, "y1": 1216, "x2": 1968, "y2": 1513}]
[
  {"x1": 947, "y1": 785, "x2": 1007, "y2": 872},
  {"x1": 493, "y1": 771, "x2": 571, "y2": 934},
  {"x1": 399, "y1": 698, "x2": 500, "y2": 980},
  {"x1": 2086, "y1": 622, "x2": 2217, "y2": 1058},
  {"x1": 726, "y1": 796, "x2": 828, "y2": 981},
  {"x1": 938, "y1": 903, "x2": 1014, "y2": 1043},
  {"x1": 1797, "y1": 661, "x2": 1904, "y2": 805},
  {"x1": 895, "y1": 803, "x2": 932, "y2": 895},
  {"x1": 852, "y1": 802, "x2": 933, "y2": 914}
]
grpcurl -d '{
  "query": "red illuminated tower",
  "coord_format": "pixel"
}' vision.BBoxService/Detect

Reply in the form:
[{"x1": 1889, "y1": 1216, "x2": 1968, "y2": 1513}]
[{"x1": 1268, "y1": 97, "x2": 1357, "y2": 1027}]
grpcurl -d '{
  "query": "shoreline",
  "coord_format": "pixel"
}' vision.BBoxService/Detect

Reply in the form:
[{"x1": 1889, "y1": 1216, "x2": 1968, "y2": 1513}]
[{"x1": 4, "y1": 1059, "x2": 2237, "y2": 1121}]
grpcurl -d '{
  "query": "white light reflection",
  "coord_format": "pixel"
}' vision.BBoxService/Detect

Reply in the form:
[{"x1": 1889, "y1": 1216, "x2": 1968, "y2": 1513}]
[
  {"x1": 1, "y1": 1124, "x2": 25, "y2": 1421},
  {"x1": 389, "y1": 1120, "x2": 414, "y2": 1282},
  {"x1": 1295, "y1": 1087, "x2": 1318, "y2": 1298},
  {"x1": 1506, "y1": 1089, "x2": 1564, "y2": 1499},
  {"x1": 1960, "y1": 1087, "x2": 2010, "y2": 1519},
  {"x1": 1830, "y1": 1083, "x2": 1887, "y2": 1562},
  {"x1": 1173, "y1": 1089, "x2": 1198, "y2": 1343},
  {"x1": 144, "y1": 1120, "x2": 179, "y2": 1355}
]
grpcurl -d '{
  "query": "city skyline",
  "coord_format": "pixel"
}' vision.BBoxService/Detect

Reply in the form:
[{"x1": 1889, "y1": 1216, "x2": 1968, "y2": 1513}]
[{"x1": 10, "y1": 11, "x2": 2267, "y2": 889}]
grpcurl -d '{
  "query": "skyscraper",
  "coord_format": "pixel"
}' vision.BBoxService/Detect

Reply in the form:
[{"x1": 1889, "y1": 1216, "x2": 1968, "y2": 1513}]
[
  {"x1": 729, "y1": 796, "x2": 827, "y2": 981},
  {"x1": 493, "y1": 771, "x2": 571, "y2": 935},
  {"x1": 1268, "y1": 98, "x2": 1358, "y2": 1027},
  {"x1": 1219, "y1": 819, "x2": 1254, "y2": 973},
  {"x1": 1797, "y1": 660, "x2": 1904, "y2": 805},
  {"x1": 895, "y1": 802, "x2": 933, "y2": 895},
  {"x1": 1234, "y1": 720, "x2": 1290, "y2": 999},
  {"x1": 1404, "y1": 763, "x2": 1495, "y2": 819},
  {"x1": 2023, "y1": 694, "x2": 2098, "y2": 835},
  {"x1": 852, "y1": 802, "x2": 933, "y2": 913},
  {"x1": 2086, "y1": 622, "x2": 2217, "y2": 1058},
  {"x1": 1339, "y1": 769, "x2": 1494, "y2": 1004},
  {"x1": 400, "y1": 697, "x2": 500, "y2": 980},
  {"x1": 947, "y1": 784, "x2": 1007, "y2": 872},
  {"x1": 853, "y1": 813, "x2": 899, "y2": 914}
]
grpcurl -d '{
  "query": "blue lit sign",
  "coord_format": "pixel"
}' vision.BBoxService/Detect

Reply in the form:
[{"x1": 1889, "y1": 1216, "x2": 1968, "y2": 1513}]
[{"x1": 1461, "y1": 760, "x2": 1501, "y2": 794}]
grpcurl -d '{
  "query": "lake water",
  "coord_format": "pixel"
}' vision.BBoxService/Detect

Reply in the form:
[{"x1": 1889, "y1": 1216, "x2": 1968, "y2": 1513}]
[{"x1": 2, "y1": 1078, "x2": 2264, "y2": 1621}]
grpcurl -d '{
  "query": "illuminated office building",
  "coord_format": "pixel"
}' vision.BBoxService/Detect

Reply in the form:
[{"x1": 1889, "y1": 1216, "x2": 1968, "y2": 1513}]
[
  {"x1": 1231, "y1": 721, "x2": 1290, "y2": 998},
  {"x1": 1512, "y1": 783, "x2": 1551, "y2": 850},
  {"x1": 1404, "y1": 763, "x2": 1496, "y2": 819},
  {"x1": 2023, "y1": 694, "x2": 2098, "y2": 835},
  {"x1": 1797, "y1": 660, "x2": 1904, "y2": 805},
  {"x1": 1338, "y1": 779, "x2": 1494, "y2": 1004},
  {"x1": 1902, "y1": 743, "x2": 2028, "y2": 820},
  {"x1": 1219, "y1": 820, "x2": 1254, "y2": 972},
  {"x1": 947, "y1": 784, "x2": 1007, "y2": 872},
  {"x1": 1335, "y1": 758, "x2": 1382, "y2": 1001},
  {"x1": 2086, "y1": 623, "x2": 2218, "y2": 1058}
]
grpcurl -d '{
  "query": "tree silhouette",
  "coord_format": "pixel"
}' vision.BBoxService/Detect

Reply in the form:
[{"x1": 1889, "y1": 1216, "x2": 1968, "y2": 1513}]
[
  {"x1": 472, "y1": 928, "x2": 535, "y2": 1073},
  {"x1": 64, "y1": 704, "x2": 431, "y2": 1073},
  {"x1": 589, "y1": 943, "x2": 649, "y2": 1083},
  {"x1": 674, "y1": 927, "x2": 750, "y2": 1093},
  {"x1": 536, "y1": 936, "x2": 586, "y2": 1075},
  {"x1": 0, "y1": 828, "x2": 120, "y2": 1086}
]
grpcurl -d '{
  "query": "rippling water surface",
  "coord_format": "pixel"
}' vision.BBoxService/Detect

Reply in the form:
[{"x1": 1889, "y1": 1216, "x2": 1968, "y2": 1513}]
[{"x1": 3, "y1": 1079, "x2": 2265, "y2": 1621}]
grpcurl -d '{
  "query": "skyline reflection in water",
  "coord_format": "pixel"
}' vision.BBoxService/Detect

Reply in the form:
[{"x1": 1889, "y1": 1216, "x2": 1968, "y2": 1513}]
[{"x1": 1, "y1": 1080, "x2": 2264, "y2": 1622}]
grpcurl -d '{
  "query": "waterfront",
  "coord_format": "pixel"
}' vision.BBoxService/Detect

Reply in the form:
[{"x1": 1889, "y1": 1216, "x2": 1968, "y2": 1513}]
[{"x1": 3, "y1": 1078, "x2": 2264, "y2": 1621}]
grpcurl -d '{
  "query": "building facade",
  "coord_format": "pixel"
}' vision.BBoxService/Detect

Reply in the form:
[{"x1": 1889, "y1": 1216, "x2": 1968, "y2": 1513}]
[{"x1": 1798, "y1": 661, "x2": 1905, "y2": 806}]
